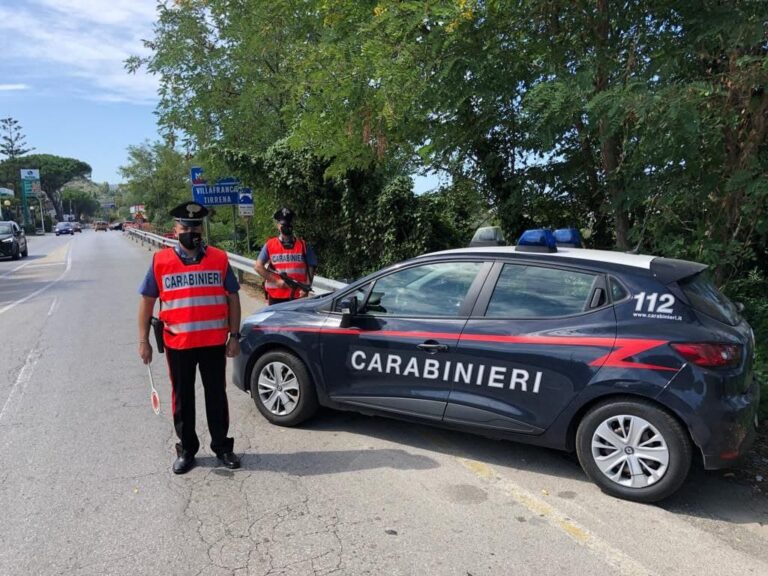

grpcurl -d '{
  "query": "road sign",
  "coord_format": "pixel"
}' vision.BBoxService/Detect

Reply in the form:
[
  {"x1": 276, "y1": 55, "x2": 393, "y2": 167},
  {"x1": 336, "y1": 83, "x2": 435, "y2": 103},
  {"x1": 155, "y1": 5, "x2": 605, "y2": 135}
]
[
  {"x1": 238, "y1": 187, "x2": 253, "y2": 216},
  {"x1": 21, "y1": 169, "x2": 39, "y2": 180},
  {"x1": 190, "y1": 166, "x2": 240, "y2": 206}
]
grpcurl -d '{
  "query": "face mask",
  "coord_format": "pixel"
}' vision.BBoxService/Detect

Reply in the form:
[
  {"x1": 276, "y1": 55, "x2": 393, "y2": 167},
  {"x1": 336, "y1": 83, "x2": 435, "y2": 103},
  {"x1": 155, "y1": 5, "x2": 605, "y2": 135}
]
[{"x1": 178, "y1": 231, "x2": 202, "y2": 250}]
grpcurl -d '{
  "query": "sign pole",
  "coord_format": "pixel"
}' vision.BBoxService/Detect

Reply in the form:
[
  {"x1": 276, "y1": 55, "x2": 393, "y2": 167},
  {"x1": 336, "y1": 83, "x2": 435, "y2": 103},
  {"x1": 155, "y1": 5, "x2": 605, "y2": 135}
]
[{"x1": 245, "y1": 216, "x2": 251, "y2": 252}]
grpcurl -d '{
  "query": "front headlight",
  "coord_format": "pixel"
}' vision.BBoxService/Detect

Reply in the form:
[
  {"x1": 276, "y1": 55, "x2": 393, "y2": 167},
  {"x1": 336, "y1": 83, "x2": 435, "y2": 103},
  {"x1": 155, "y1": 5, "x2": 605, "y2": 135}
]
[{"x1": 1, "y1": 237, "x2": 13, "y2": 243}]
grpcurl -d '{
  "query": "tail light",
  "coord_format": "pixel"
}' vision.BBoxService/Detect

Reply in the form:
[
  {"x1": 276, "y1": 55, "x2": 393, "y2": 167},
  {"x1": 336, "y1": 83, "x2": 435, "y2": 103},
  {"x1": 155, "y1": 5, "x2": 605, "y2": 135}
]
[{"x1": 670, "y1": 343, "x2": 742, "y2": 368}]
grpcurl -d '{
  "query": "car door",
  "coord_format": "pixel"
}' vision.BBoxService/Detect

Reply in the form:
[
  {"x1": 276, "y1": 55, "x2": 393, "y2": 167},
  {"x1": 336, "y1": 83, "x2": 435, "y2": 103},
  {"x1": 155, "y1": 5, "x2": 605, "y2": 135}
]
[
  {"x1": 445, "y1": 261, "x2": 617, "y2": 434},
  {"x1": 321, "y1": 259, "x2": 491, "y2": 421}
]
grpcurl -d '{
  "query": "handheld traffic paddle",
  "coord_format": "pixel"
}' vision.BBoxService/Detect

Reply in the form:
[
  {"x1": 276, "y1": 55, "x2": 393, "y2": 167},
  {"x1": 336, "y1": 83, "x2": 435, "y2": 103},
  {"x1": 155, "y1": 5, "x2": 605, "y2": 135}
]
[{"x1": 147, "y1": 363, "x2": 161, "y2": 415}]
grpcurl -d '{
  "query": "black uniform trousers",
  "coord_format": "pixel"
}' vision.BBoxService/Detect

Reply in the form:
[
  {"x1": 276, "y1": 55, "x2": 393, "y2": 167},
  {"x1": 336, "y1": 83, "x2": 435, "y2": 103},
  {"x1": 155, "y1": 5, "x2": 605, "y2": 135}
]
[{"x1": 165, "y1": 344, "x2": 234, "y2": 457}]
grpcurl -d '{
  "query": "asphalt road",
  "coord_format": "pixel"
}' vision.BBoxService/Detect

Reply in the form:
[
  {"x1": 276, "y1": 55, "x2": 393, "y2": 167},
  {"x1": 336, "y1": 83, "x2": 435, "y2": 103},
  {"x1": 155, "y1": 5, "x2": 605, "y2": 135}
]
[{"x1": 1, "y1": 230, "x2": 767, "y2": 576}]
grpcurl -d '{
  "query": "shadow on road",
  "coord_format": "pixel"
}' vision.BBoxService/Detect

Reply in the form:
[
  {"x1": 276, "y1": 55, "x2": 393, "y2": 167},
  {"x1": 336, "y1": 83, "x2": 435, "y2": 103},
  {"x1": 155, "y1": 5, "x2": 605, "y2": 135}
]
[
  {"x1": 283, "y1": 408, "x2": 768, "y2": 525},
  {"x1": 195, "y1": 447, "x2": 438, "y2": 476}
]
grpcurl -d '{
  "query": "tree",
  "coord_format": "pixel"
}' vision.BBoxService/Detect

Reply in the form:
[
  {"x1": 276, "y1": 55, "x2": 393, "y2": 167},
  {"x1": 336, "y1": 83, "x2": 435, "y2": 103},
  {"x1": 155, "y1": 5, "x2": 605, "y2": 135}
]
[
  {"x1": 0, "y1": 154, "x2": 92, "y2": 220},
  {"x1": 119, "y1": 141, "x2": 193, "y2": 229},
  {"x1": 60, "y1": 188, "x2": 100, "y2": 219},
  {"x1": 0, "y1": 117, "x2": 33, "y2": 160}
]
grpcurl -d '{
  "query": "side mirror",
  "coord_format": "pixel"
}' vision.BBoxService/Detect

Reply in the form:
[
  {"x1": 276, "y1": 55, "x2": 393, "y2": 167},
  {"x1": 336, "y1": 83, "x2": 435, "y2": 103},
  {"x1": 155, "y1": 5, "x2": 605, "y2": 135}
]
[
  {"x1": 339, "y1": 296, "x2": 358, "y2": 328},
  {"x1": 736, "y1": 302, "x2": 745, "y2": 313}
]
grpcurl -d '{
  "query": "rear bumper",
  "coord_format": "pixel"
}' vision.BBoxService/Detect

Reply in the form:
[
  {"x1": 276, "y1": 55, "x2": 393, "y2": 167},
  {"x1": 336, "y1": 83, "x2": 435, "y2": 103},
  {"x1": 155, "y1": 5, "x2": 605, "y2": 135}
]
[
  {"x1": 658, "y1": 369, "x2": 760, "y2": 469},
  {"x1": 700, "y1": 378, "x2": 759, "y2": 469}
]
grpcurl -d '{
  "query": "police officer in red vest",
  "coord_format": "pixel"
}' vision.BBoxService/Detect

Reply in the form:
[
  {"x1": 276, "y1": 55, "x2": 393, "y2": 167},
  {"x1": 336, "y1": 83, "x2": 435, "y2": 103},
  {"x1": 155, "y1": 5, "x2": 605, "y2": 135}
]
[
  {"x1": 137, "y1": 201, "x2": 242, "y2": 474},
  {"x1": 254, "y1": 207, "x2": 317, "y2": 305}
]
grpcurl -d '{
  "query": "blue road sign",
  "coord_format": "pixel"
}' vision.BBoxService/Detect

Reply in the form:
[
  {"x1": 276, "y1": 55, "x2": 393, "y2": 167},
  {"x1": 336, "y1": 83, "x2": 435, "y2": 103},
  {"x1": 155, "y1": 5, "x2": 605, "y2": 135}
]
[
  {"x1": 238, "y1": 188, "x2": 253, "y2": 205},
  {"x1": 190, "y1": 167, "x2": 240, "y2": 206}
]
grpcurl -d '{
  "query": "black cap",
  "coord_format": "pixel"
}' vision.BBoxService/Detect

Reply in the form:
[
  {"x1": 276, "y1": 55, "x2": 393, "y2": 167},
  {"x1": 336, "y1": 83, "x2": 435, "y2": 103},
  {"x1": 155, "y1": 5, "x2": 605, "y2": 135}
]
[
  {"x1": 272, "y1": 207, "x2": 295, "y2": 225},
  {"x1": 170, "y1": 201, "x2": 208, "y2": 226}
]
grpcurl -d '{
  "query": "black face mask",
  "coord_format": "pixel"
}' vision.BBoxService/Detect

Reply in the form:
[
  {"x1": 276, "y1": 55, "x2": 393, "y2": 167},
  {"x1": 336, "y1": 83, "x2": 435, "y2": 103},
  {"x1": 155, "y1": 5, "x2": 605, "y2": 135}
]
[{"x1": 178, "y1": 231, "x2": 202, "y2": 250}]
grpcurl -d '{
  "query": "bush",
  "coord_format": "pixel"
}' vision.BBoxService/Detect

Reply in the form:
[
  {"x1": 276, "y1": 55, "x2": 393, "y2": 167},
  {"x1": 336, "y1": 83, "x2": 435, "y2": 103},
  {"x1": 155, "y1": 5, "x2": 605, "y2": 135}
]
[{"x1": 725, "y1": 270, "x2": 768, "y2": 419}]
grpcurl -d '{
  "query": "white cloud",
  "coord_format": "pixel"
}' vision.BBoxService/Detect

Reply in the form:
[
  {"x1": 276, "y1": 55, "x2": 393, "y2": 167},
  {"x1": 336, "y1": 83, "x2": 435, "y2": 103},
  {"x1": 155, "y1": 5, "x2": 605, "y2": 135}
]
[
  {"x1": 0, "y1": 0, "x2": 159, "y2": 104},
  {"x1": 0, "y1": 84, "x2": 30, "y2": 91}
]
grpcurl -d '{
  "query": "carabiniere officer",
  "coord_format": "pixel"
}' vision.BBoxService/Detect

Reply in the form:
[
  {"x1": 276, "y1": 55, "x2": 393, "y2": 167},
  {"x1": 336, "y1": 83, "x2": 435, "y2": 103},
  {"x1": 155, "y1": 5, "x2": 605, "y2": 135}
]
[{"x1": 137, "y1": 201, "x2": 242, "y2": 474}]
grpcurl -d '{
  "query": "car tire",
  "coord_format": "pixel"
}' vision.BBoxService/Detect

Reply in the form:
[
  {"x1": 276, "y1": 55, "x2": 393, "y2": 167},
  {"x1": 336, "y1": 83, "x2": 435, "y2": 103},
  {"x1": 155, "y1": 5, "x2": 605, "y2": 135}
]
[
  {"x1": 11, "y1": 243, "x2": 20, "y2": 260},
  {"x1": 575, "y1": 398, "x2": 692, "y2": 503},
  {"x1": 249, "y1": 350, "x2": 318, "y2": 426},
  {"x1": 21, "y1": 244, "x2": 28, "y2": 257}
]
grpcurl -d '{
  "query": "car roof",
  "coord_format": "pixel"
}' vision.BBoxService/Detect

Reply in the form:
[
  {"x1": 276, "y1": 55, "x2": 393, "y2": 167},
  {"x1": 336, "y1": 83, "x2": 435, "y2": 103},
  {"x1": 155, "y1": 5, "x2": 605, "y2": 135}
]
[{"x1": 421, "y1": 246, "x2": 656, "y2": 270}]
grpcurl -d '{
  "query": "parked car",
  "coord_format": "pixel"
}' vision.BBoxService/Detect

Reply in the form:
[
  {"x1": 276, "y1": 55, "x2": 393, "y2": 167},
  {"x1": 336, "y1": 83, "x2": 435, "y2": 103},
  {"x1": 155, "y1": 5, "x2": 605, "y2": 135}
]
[
  {"x1": 94, "y1": 221, "x2": 108, "y2": 231},
  {"x1": 0, "y1": 221, "x2": 28, "y2": 260},
  {"x1": 54, "y1": 222, "x2": 75, "y2": 236},
  {"x1": 109, "y1": 221, "x2": 124, "y2": 231},
  {"x1": 233, "y1": 229, "x2": 758, "y2": 503}
]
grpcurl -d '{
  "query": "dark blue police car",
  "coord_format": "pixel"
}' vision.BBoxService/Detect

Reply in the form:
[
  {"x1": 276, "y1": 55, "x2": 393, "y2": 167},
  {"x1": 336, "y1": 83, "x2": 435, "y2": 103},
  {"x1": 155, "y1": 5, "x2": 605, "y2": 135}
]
[{"x1": 233, "y1": 229, "x2": 758, "y2": 502}]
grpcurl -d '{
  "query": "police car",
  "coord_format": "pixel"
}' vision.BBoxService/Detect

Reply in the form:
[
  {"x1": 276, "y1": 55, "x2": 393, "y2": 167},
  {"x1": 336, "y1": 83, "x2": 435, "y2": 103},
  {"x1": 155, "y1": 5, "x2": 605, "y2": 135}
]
[{"x1": 233, "y1": 229, "x2": 758, "y2": 502}]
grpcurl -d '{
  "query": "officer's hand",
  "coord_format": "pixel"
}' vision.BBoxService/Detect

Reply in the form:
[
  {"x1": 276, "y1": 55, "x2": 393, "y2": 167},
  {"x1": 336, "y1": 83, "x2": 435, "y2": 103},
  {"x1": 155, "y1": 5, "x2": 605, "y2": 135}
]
[
  {"x1": 275, "y1": 278, "x2": 287, "y2": 289},
  {"x1": 139, "y1": 341, "x2": 153, "y2": 365},
  {"x1": 226, "y1": 337, "x2": 240, "y2": 358}
]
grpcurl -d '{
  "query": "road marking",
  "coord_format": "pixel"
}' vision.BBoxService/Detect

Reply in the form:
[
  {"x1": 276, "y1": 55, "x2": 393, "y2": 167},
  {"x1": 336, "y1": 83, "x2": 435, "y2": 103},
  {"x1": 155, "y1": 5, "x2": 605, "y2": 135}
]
[
  {"x1": 455, "y1": 457, "x2": 657, "y2": 576},
  {"x1": 0, "y1": 261, "x2": 31, "y2": 278},
  {"x1": 0, "y1": 347, "x2": 40, "y2": 425},
  {"x1": 0, "y1": 243, "x2": 72, "y2": 317},
  {"x1": 47, "y1": 296, "x2": 58, "y2": 317}
]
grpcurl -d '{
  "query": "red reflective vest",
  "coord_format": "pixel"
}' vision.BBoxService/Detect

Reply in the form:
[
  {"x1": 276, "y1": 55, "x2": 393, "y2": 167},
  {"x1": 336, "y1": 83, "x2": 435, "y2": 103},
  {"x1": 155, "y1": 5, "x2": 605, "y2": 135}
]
[
  {"x1": 154, "y1": 247, "x2": 230, "y2": 349},
  {"x1": 264, "y1": 237, "x2": 310, "y2": 300}
]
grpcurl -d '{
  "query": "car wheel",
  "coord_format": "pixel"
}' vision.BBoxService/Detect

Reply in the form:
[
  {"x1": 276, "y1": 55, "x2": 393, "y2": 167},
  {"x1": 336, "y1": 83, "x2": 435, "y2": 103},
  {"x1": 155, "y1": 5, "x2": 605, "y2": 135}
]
[
  {"x1": 11, "y1": 243, "x2": 20, "y2": 260},
  {"x1": 575, "y1": 399, "x2": 692, "y2": 503},
  {"x1": 21, "y1": 244, "x2": 28, "y2": 257},
  {"x1": 249, "y1": 350, "x2": 318, "y2": 426}
]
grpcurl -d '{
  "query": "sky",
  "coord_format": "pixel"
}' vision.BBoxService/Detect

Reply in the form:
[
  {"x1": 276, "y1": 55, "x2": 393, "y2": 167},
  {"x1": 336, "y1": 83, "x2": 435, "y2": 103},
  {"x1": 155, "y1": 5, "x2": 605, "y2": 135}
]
[
  {"x1": 0, "y1": 0, "x2": 159, "y2": 184},
  {"x1": 0, "y1": 0, "x2": 439, "y2": 191}
]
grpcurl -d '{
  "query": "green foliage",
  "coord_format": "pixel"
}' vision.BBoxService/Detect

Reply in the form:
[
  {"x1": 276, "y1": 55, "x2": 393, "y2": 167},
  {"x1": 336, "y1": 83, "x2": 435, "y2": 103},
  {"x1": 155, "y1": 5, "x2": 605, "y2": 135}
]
[
  {"x1": 0, "y1": 154, "x2": 92, "y2": 220},
  {"x1": 725, "y1": 271, "x2": 768, "y2": 419},
  {"x1": 119, "y1": 141, "x2": 193, "y2": 229},
  {"x1": 60, "y1": 188, "x2": 100, "y2": 219},
  {"x1": 130, "y1": 0, "x2": 768, "y2": 392}
]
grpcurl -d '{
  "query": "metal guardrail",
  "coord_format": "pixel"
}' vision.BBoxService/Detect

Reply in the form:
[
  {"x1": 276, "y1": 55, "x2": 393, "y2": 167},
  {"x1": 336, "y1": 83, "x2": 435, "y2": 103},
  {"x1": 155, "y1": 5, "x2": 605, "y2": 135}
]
[{"x1": 125, "y1": 227, "x2": 347, "y2": 296}]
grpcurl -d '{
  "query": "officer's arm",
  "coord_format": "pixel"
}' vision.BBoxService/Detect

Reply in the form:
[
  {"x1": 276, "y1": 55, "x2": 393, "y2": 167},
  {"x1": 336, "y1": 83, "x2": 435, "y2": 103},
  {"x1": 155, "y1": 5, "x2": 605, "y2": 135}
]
[
  {"x1": 138, "y1": 296, "x2": 156, "y2": 344},
  {"x1": 226, "y1": 292, "x2": 241, "y2": 334},
  {"x1": 254, "y1": 258, "x2": 270, "y2": 280}
]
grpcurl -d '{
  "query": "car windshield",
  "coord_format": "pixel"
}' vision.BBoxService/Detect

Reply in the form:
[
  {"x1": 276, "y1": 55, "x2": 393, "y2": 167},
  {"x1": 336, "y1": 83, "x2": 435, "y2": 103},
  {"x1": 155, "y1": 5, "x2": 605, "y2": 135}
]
[{"x1": 0, "y1": 223, "x2": 13, "y2": 234}]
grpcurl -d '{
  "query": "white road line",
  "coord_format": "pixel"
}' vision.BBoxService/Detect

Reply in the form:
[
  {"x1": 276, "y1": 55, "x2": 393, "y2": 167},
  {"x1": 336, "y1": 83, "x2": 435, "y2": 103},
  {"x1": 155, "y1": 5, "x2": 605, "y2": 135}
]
[
  {"x1": 0, "y1": 243, "x2": 72, "y2": 317},
  {"x1": 0, "y1": 261, "x2": 31, "y2": 278},
  {"x1": 0, "y1": 347, "x2": 40, "y2": 424},
  {"x1": 47, "y1": 296, "x2": 58, "y2": 317}
]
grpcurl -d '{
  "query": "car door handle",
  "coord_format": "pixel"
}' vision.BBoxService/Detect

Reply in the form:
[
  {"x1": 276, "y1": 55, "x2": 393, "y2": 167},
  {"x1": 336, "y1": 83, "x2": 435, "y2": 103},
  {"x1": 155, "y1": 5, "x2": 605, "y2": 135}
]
[{"x1": 417, "y1": 340, "x2": 449, "y2": 353}]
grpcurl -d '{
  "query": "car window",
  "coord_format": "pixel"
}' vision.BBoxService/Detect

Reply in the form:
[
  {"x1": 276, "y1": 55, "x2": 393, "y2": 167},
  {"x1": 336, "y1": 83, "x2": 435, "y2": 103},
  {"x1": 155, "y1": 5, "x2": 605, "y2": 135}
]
[
  {"x1": 679, "y1": 272, "x2": 740, "y2": 326},
  {"x1": 610, "y1": 277, "x2": 628, "y2": 301},
  {"x1": 0, "y1": 223, "x2": 12, "y2": 234},
  {"x1": 333, "y1": 282, "x2": 372, "y2": 312},
  {"x1": 486, "y1": 264, "x2": 596, "y2": 318},
  {"x1": 364, "y1": 262, "x2": 483, "y2": 317}
]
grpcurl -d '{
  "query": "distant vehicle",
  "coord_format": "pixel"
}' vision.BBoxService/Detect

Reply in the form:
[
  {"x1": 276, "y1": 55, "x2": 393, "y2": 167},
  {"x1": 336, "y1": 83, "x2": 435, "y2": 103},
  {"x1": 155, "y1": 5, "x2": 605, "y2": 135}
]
[
  {"x1": 94, "y1": 221, "x2": 108, "y2": 231},
  {"x1": 72, "y1": 222, "x2": 82, "y2": 233},
  {"x1": 109, "y1": 221, "x2": 124, "y2": 231},
  {"x1": 55, "y1": 222, "x2": 75, "y2": 236},
  {"x1": 0, "y1": 221, "x2": 28, "y2": 260}
]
